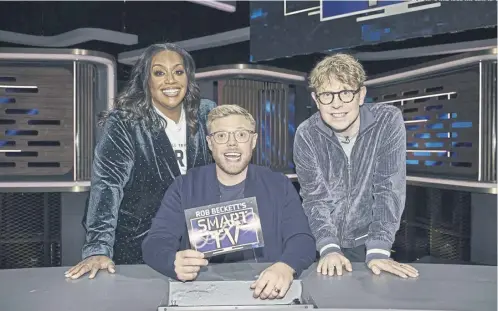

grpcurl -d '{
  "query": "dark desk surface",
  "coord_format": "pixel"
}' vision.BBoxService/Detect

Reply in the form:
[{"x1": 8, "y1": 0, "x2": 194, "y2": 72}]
[{"x1": 0, "y1": 263, "x2": 496, "y2": 311}]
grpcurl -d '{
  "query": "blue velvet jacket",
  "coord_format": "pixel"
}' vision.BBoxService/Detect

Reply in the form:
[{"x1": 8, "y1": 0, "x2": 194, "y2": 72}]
[{"x1": 81, "y1": 99, "x2": 216, "y2": 264}]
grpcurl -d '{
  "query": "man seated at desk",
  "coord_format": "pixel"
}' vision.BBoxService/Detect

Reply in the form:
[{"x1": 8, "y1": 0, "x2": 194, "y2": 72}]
[{"x1": 142, "y1": 104, "x2": 316, "y2": 300}]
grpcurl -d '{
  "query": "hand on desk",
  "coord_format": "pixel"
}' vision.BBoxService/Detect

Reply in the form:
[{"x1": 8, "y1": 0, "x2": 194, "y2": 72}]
[
  {"x1": 250, "y1": 262, "x2": 294, "y2": 300},
  {"x1": 64, "y1": 255, "x2": 115, "y2": 279},
  {"x1": 174, "y1": 250, "x2": 208, "y2": 281},
  {"x1": 367, "y1": 259, "x2": 419, "y2": 278},
  {"x1": 317, "y1": 252, "x2": 352, "y2": 276}
]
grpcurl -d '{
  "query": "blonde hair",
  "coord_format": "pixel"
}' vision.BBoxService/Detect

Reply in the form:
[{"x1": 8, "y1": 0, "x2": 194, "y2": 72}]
[
  {"x1": 207, "y1": 104, "x2": 256, "y2": 133},
  {"x1": 308, "y1": 53, "x2": 366, "y2": 91}
]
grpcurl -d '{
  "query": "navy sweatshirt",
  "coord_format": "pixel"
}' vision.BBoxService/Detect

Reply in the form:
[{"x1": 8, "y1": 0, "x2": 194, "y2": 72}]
[{"x1": 142, "y1": 164, "x2": 316, "y2": 280}]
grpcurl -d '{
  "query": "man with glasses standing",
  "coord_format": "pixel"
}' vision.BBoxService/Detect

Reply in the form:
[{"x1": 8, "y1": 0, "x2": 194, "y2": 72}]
[
  {"x1": 293, "y1": 54, "x2": 419, "y2": 279},
  {"x1": 142, "y1": 105, "x2": 316, "y2": 300}
]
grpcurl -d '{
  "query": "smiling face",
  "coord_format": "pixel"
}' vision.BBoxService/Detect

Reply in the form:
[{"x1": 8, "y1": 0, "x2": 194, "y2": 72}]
[
  {"x1": 207, "y1": 114, "x2": 257, "y2": 184},
  {"x1": 148, "y1": 50, "x2": 188, "y2": 112},
  {"x1": 312, "y1": 75, "x2": 366, "y2": 136}
]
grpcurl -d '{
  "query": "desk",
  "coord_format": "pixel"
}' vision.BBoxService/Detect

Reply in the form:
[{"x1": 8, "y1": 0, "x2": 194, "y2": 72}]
[{"x1": 0, "y1": 263, "x2": 496, "y2": 311}]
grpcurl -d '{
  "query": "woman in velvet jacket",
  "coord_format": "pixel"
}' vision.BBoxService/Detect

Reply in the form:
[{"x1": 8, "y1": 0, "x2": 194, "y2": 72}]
[{"x1": 65, "y1": 43, "x2": 215, "y2": 279}]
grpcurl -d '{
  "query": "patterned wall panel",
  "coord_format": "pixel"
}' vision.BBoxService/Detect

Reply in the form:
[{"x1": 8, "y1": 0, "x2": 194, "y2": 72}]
[
  {"x1": 0, "y1": 66, "x2": 74, "y2": 178},
  {"x1": 367, "y1": 65, "x2": 487, "y2": 181},
  {"x1": 74, "y1": 62, "x2": 96, "y2": 181},
  {"x1": 217, "y1": 79, "x2": 296, "y2": 173},
  {"x1": 480, "y1": 61, "x2": 497, "y2": 182}
]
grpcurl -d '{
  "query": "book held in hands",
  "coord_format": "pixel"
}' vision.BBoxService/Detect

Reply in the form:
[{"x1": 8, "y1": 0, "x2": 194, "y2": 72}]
[{"x1": 184, "y1": 197, "x2": 264, "y2": 257}]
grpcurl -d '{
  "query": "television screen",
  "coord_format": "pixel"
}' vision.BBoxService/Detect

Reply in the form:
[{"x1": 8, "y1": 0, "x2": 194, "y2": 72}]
[{"x1": 250, "y1": 0, "x2": 497, "y2": 62}]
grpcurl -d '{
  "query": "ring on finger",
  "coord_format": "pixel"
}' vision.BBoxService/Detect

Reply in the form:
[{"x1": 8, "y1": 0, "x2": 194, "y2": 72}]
[{"x1": 273, "y1": 287, "x2": 280, "y2": 293}]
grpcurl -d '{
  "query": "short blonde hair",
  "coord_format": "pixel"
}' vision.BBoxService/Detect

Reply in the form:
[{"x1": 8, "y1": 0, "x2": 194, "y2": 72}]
[
  {"x1": 207, "y1": 104, "x2": 256, "y2": 133},
  {"x1": 308, "y1": 53, "x2": 366, "y2": 91}
]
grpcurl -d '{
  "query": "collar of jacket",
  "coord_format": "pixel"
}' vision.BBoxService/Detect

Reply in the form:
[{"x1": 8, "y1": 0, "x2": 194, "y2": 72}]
[
  {"x1": 204, "y1": 163, "x2": 259, "y2": 203},
  {"x1": 315, "y1": 103, "x2": 377, "y2": 141}
]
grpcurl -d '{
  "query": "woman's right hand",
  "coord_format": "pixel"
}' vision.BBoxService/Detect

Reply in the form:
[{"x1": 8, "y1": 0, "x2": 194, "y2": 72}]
[{"x1": 64, "y1": 255, "x2": 116, "y2": 279}]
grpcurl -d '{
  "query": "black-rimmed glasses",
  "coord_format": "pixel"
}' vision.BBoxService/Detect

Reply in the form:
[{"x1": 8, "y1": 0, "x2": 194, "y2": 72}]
[
  {"x1": 315, "y1": 88, "x2": 361, "y2": 105},
  {"x1": 208, "y1": 130, "x2": 255, "y2": 144}
]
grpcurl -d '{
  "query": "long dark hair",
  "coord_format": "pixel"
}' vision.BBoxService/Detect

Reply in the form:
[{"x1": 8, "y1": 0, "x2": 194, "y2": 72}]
[{"x1": 99, "y1": 42, "x2": 201, "y2": 136}]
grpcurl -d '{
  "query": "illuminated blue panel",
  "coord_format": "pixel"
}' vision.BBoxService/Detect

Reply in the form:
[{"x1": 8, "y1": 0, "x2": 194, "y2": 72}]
[
  {"x1": 259, "y1": 90, "x2": 296, "y2": 170},
  {"x1": 406, "y1": 160, "x2": 419, "y2": 165},
  {"x1": 425, "y1": 142, "x2": 444, "y2": 148},
  {"x1": 452, "y1": 121, "x2": 472, "y2": 128},
  {"x1": 427, "y1": 123, "x2": 443, "y2": 129},
  {"x1": 406, "y1": 125, "x2": 419, "y2": 131},
  {"x1": 425, "y1": 161, "x2": 443, "y2": 166},
  {"x1": 415, "y1": 133, "x2": 431, "y2": 139},
  {"x1": 250, "y1": 8, "x2": 265, "y2": 19},
  {"x1": 5, "y1": 108, "x2": 39, "y2": 115},
  {"x1": 407, "y1": 142, "x2": 418, "y2": 148},
  {"x1": 322, "y1": 1, "x2": 403, "y2": 19},
  {"x1": 437, "y1": 112, "x2": 458, "y2": 119},
  {"x1": 413, "y1": 152, "x2": 433, "y2": 156},
  {"x1": 0, "y1": 97, "x2": 15, "y2": 104},
  {"x1": 436, "y1": 132, "x2": 458, "y2": 138},
  {"x1": 0, "y1": 140, "x2": 14, "y2": 146}
]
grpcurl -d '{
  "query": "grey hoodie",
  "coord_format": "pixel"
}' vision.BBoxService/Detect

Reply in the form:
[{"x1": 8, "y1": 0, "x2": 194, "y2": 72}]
[{"x1": 293, "y1": 103, "x2": 406, "y2": 262}]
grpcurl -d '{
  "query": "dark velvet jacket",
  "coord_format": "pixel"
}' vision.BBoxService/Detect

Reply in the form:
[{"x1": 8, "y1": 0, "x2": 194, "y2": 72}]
[{"x1": 81, "y1": 99, "x2": 216, "y2": 264}]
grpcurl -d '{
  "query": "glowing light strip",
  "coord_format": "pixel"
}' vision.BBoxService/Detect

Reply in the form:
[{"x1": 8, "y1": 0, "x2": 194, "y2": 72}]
[
  {"x1": 374, "y1": 91, "x2": 457, "y2": 105},
  {"x1": 407, "y1": 149, "x2": 448, "y2": 153},
  {"x1": 0, "y1": 85, "x2": 37, "y2": 89},
  {"x1": 195, "y1": 68, "x2": 305, "y2": 82},
  {"x1": 404, "y1": 120, "x2": 428, "y2": 124},
  {"x1": 186, "y1": 0, "x2": 236, "y2": 12},
  {"x1": 0, "y1": 150, "x2": 21, "y2": 152}
]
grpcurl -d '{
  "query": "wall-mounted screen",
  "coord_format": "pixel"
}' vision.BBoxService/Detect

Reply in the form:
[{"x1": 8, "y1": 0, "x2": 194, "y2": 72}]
[{"x1": 250, "y1": 0, "x2": 497, "y2": 62}]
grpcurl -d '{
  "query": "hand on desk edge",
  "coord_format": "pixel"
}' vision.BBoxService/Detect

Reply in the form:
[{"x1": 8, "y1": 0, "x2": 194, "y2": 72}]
[
  {"x1": 317, "y1": 252, "x2": 353, "y2": 276},
  {"x1": 64, "y1": 255, "x2": 115, "y2": 279},
  {"x1": 250, "y1": 262, "x2": 295, "y2": 300},
  {"x1": 367, "y1": 258, "x2": 419, "y2": 278}
]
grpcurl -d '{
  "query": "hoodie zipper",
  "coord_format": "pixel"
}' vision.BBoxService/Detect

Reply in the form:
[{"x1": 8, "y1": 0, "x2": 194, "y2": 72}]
[
  {"x1": 316, "y1": 125, "x2": 375, "y2": 246},
  {"x1": 339, "y1": 142, "x2": 353, "y2": 246}
]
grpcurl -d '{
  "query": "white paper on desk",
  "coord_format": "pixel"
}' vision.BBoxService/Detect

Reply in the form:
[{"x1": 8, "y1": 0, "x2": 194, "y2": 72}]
[{"x1": 168, "y1": 280, "x2": 302, "y2": 307}]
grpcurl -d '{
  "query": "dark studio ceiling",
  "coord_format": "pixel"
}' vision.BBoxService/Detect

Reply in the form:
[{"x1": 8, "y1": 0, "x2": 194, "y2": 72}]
[
  {"x1": 0, "y1": 1, "x2": 496, "y2": 81},
  {"x1": 0, "y1": 1, "x2": 252, "y2": 80}
]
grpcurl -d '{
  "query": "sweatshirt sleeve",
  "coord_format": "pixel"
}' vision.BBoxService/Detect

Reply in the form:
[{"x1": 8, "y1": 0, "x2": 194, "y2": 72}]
[
  {"x1": 278, "y1": 175, "x2": 317, "y2": 277},
  {"x1": 366, "y1": 109, "x2": 406, "y2": 262},
  {"x1": 293, "y1": 127, "x2": 342, "y2": 257}
]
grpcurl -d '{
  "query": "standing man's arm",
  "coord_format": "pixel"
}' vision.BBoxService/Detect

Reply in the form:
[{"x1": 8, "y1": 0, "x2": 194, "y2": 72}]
[
  {"x1": 367, "y1": 109, "x2": 418, "y2": 278},
  {"x1": 293, "y1": 129, "x2": 341, "y2": 257}
]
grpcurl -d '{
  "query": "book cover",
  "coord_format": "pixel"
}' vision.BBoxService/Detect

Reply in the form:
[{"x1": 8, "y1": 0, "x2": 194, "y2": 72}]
[{"x1": 184, "y1": 197, "x2": 264, "y2": 258}]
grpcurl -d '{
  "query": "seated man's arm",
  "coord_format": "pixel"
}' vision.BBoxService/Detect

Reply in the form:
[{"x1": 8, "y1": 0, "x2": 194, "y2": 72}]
[
  {"x1": 142, "y1": 177, "x2": 185, "y2": 278},
  {"x1": 367, "y1": 109, "x2": 406, "y2": 262},
  {"x1": 279, "y1": 176, "x2": 317, "y2": 277},
  {"x1": 293, "y1": 129, "x2": 341, "y2": 257}
]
